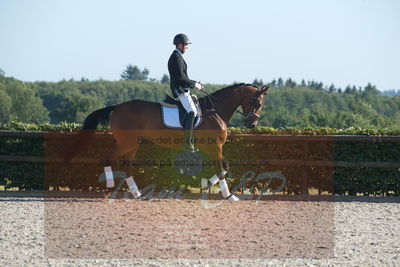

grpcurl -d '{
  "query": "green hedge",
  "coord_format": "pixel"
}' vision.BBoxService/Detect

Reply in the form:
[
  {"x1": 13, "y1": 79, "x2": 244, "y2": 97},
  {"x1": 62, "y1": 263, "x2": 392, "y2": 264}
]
[
  {"x1": 0, "y1": 121, "x2": 399, "y2": 196},
  {"x1": 2, "y1": 121, "x2": 400, "y2": 135}
]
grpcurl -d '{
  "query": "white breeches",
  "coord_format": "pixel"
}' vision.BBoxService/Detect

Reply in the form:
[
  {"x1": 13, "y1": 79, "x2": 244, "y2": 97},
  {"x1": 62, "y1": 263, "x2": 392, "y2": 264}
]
[{"x1": 178, "y1": 92, "x2": 198, "y2": 117}]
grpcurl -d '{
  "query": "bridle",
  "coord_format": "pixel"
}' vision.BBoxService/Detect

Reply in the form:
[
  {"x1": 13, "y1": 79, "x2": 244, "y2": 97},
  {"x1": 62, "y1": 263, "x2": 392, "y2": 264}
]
[
  {"x1": 200, "y1": 86, "x2": 266, "y2": 123},
  {"x1": 235, "y1": 89, "x2": 263, "y2": 121}
]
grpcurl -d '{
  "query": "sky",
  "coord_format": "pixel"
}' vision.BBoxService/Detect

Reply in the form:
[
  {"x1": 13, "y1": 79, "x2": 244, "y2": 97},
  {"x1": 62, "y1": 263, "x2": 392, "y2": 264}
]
[{"x1": 1, "y1": 0, "x2": 399, "y2": 90}]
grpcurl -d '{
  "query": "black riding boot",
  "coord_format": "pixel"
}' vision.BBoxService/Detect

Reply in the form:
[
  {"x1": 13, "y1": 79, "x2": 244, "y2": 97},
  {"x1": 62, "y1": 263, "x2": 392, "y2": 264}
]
[{"x1": 183, "y1": 111, "x2": 195, "y2": 151}]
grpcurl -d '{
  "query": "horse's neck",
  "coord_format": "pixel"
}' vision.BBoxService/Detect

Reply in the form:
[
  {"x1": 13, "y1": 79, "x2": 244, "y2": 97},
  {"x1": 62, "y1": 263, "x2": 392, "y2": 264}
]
[{"x1": 211, "y1": 88, "x2": 242, "y2": 124}]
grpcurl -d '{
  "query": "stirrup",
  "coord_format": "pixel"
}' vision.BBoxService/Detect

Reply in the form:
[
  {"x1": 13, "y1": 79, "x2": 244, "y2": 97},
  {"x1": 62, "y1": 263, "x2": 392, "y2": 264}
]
[{"x1": 188, "y1": 144, "x2": 199, "y2": 153}]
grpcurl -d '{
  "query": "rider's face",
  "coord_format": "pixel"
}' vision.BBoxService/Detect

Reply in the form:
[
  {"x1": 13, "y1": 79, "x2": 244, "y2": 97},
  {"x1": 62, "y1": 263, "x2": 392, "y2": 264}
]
[{"x1": 178, "y1": 43, "x2": 189, "y2": 54}]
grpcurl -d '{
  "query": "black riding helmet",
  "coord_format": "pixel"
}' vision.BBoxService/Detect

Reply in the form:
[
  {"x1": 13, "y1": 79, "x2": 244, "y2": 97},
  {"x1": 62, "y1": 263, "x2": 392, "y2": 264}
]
[{"x1": 173, "y1": 33, "x2": 191, "y2": 45}]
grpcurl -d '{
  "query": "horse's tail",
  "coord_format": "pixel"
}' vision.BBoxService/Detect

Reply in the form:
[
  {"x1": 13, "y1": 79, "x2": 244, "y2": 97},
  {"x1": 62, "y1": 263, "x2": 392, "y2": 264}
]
[
  {"x1": 63, "y1": 106, "x2": 115, "y2": 163},
  {"x1": 82, "y1": 105, "x2": 115, "y2": 130}
]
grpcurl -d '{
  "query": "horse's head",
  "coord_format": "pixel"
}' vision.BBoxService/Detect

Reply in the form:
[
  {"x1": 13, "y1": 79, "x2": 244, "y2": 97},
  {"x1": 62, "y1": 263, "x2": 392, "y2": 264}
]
[
  {"x1": 202, "y1": 83, "x2": 269, "y2": 128},
  {"x1": 239, "y1": 85, "x2": 269, "y2": 128}
]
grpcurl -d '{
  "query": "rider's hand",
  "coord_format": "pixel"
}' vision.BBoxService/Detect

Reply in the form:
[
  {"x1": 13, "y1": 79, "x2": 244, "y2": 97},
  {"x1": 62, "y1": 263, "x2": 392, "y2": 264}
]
[{"x1": 195, "y1": 82, "x2": 204, "y2": 90}]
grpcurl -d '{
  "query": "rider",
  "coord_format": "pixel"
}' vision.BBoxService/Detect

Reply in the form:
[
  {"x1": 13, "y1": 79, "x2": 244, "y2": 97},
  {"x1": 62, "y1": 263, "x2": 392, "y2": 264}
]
[{"x1": 168, "y1": 33, "x2": 203, "y2": 151}]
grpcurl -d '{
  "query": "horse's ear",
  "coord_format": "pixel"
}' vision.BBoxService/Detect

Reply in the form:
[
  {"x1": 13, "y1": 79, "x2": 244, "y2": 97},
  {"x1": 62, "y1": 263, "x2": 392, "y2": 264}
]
[{"x1": 260, "y1": 85, "x2": 269, "y2": 95}]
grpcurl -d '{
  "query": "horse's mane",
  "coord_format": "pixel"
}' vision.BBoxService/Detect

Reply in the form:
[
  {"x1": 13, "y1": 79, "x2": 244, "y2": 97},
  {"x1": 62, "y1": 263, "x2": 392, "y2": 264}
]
[
  {"x1": 199, "y1": 83, "x2": 259, "y2": 110},
  {"x1": 210, "y1": 83, "x2": 258, "y2": 98}
]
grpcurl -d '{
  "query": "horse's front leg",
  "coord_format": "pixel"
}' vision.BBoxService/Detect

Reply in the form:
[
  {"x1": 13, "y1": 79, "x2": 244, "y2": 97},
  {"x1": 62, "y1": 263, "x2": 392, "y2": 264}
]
[{"x1": 201, "y1": 144, "x2": 239, "y2": 202}]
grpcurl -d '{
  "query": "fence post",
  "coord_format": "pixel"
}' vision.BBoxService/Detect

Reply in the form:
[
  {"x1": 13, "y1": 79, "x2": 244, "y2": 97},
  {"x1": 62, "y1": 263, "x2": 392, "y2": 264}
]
[{"x1": 301, "y1": 139, "x2": 309, "y2": 195}]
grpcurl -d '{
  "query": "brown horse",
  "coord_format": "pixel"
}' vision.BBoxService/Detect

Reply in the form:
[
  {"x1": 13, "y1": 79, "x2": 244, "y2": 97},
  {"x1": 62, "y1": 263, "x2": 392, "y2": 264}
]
[{"x1": 64, "y1": 83, "x2": 269, "y2": 201}]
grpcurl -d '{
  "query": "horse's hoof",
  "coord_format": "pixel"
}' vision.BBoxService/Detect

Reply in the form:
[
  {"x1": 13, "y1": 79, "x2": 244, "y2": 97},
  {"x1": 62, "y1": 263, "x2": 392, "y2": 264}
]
[
  {"x1": 104, "y1": 188, "x2": 113, "y2": 198},
  {"x1": 132, "y1": 191, "x2": 141, "y2": 199},
  {"x1": 227, "y1": 195, "x2": 239, "y2": 202}
]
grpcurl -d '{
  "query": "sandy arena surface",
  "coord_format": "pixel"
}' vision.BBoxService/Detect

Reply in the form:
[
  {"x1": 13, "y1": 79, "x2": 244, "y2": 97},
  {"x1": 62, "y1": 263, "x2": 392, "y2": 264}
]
[{"x1": 0, "y1": 194, "x2": 399, "y2": 266}]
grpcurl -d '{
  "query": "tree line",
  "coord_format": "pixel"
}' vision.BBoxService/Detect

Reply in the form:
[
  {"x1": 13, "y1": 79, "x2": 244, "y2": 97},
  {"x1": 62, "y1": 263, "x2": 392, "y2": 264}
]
[{"x1": 0, "y1": 65, "x2": 399, "y2": 129}]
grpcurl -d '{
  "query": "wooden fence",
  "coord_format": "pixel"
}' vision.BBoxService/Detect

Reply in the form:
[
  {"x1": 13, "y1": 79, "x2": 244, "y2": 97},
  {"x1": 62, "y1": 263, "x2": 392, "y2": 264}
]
[{"x1": 1, "y1": 130, "x2": 400, "y2": 194}]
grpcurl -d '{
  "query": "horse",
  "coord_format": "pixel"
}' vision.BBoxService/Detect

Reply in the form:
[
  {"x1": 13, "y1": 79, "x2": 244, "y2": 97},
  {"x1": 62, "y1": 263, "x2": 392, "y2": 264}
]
[{"x1": 64, "y1": 83, "x2": 269, "y2": 201}]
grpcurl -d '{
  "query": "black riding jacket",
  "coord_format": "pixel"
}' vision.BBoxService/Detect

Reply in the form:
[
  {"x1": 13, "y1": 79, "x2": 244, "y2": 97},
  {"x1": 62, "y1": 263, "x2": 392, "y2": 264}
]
[{"x1": 168, "y1": 50, "x2": 196, "y2": 98}]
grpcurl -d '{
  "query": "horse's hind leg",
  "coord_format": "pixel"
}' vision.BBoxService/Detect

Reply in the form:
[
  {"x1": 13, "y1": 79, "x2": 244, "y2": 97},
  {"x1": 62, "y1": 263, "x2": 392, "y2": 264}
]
[
  {"x1": 102, "y1": 142, "x2": 138, "y2": 163},
  {"x1": 100, "y1": 129, "x2": 142, "y2": 190},
  {"x1": 100, "y1": 142, "x2": 138, "y2": 188},
  {"x1": 101, "y1": 129, "x2": 142, "y2": 161},
  {"x1": 101, "y1": 142, "x2": 142, "y2": 198}
]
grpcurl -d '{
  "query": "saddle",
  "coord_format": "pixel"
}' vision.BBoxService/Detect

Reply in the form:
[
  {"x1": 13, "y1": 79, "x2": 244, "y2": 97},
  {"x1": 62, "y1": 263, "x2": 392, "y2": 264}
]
[{"x1": 159, "y1": 95, "x2": 202, "y2": 129}]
